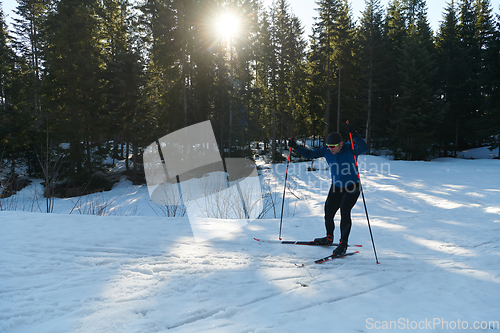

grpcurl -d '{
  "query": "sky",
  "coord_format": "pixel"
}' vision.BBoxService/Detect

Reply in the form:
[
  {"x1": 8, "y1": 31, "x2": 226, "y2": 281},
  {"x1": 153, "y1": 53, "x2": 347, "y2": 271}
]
[{"x1": 1, "y1": 0, "x2": 500, "y2": 35}]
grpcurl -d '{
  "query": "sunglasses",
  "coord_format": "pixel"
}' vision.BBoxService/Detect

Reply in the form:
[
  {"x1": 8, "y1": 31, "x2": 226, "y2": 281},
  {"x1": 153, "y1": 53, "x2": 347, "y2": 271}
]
[{"x1": 326, "y1": 143, "x2": 340, "y2": 148}]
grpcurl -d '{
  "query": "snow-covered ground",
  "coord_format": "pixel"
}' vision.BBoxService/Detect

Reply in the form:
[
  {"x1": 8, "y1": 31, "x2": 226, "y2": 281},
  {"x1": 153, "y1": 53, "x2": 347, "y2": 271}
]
[{"x1": 1, "y1": 150, "x2": 500, "y2": 332}]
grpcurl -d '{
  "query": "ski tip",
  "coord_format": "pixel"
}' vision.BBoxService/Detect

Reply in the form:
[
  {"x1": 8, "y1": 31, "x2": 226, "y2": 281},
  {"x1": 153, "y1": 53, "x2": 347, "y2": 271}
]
[
  {"x1": 254, "y1": 238, "x2": 260, "y2": 241},
  {"x1": 354, "y1": 244, "x2": 362, "y2": 247},
  {"x1": 354, "y1": 251, "x2": 360, "y2": 254}
]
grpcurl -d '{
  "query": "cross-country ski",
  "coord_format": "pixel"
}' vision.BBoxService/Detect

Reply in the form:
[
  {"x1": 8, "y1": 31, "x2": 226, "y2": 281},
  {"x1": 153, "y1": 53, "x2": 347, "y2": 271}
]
[
  {"x1": 296, "y1": 251, "x2": 360, "y2": 267},
  {"x1": 254, "y1": 237, "x2": 362, "y2": 247}
]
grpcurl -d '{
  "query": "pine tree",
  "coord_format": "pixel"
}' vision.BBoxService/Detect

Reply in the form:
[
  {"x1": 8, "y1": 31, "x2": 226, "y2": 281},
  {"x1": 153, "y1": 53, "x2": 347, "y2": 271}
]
[
  {"x1": 392, "y1": 0, "x2": 441, "y2": 160},
  {"x1": 189, "y1": 0, "x2": 217, "y2": 125},
  {"x1": 456, "y1": 0, "x2": 482, "y2": 149},
  {"x1": 0, "y1": 6, "x2": 34, "y2": 172},
  {"x1": 253, "y1": 5, "x2": 274, "y2": 150},
  {"x1": 288, "y1": 15, "x2": 309, "y2": 138},
  {"x1": 436, "y1": 0, "x2": 462, "y2": 156},
  {"x1": 311, "y1": 0, "x2": 339, "y2": 139},
  {"x1": 13, "y1": 0, "x2": 48, "y2": 129},
  {"x1": 481, "y1": 4, "x2": 500, "y2": 155},
  {"x1": 306, "y1": 29, "x2": 327, "y2": 144},
  {"x1": 474, "y1": 0, "x2": 495, "y2": 49},
  {"x1": 137, "y1": 0, "x2": 181, "y2": 139},
  {"x1": 310, "y1": 0, "x2": 357, "y2": 137},
  {"x1": 0, "y1": 7, "x2": 14, "y2": 112},
  {"x1": 100, "y1": 0, "x2": 144, "y2": 171},
  {"x1": 43, "y1": 0, "x2": 106, "y2": 176},
  {"x1": 357, "y1": 0, "x2": 385, "y2": 150},
  {"x1": 226, "y1": 0, "x2": 260, "y2": 156},
  {"x1": 333, "y1": 0, "x2": 358, "y2": 132},
  {"x1": 270, "y1": 0, "x2": 292, "y2": 158},
  {"x1": 381, "y1": 0, "x2": 406, "y2": 140},
  {"x1": 473, "y1": 0, "x2": 496, "y2": 144},
  {"x1": 254, "y1": 0, "x2": 305, "y2": 161}
]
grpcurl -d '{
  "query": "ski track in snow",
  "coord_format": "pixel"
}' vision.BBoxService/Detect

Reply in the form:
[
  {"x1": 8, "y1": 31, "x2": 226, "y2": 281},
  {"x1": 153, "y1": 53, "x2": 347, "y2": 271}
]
[{"x1": 1, "y1": 154, "x2": 500, "y2": 332}]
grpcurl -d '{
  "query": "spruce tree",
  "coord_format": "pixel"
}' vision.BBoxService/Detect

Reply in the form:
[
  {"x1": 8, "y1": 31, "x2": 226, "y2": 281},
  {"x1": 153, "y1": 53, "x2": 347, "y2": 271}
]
[
  {"x1": 382, "y1": 0, "x2": 406, "y2": 138},
  {"x1": 43, "y1": 0, "x2": 106, "y2": 176},
  {"x1": 481, "y1": 4, "x2": 500, "y2": 155},
  {"x1": 357, "y1": 0, "x2": 386, "y2": 150},
  {"x1": 473, "y1": 0, "x2": 496, "y2": 144},
  {"x1": 436, "y1": 0, "x2": 462, "y2": 156},
  {"x1": 288, "y1": 15, "x2": 309, "y2": 138},
  {"x1": 392, "y1": 0, "x2": 441, "y2": 160},
  {"x1": 310, "y1": 0, "x2": 358, "y2": 136},
  {"x1": 307, "y1": 29, "x2": 328, "y2": 144},
  {"x1": 333, "y1": 0, "x2": 357, "y2": 132},
  {"x1": 0, "y1": 6, "x2": 34, "y2": 173},
  {"x1": 311, "y1": 0, "x2": 340, "y2": 139},
  {"x1": 253, "y1": 5, "x2": 274, "y2": 150},
  {"x1": 137, "y1": 0, "x2": 181, "y2": 138},
  {"x1": 100, "y1": 0, "x2": 143, "y2": 170},
  {"x1": 456, "y1": 0, "x2": 482, "y2": 149},
  {"x1": 226, "y1": 0, "x2": 260, "y2": 156},
  {"x1": 269, "y1": 0, "x2": 292, "y2": 158},
  {"x1": 258, "y1": 0, "x2": 305, "y2": 160},
  {"x1": 13, "y1": 0, "x2": 48, "y2": 129}
]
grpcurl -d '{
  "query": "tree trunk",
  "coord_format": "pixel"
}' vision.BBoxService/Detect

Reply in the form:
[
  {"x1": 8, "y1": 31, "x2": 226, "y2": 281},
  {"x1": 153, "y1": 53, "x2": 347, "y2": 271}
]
[
  {"x1": 272, "y1": 109, "x2": 276, "y2": 162},
  {"x1": 324, "y1": 86, "x2": 330, "y2": 140},
  {"x1": 228, "y1": 40, "x2": 234, "y2": 156},
  {"x1": 125, "y1": 140, "x2": 130, "y2": 171},
  {"x1": 337, "y1": 58, "x2": 341, "y2": 132},
  {"x1": 366, "y1": 61, "x2": 373, "y2": 153},
  {"x1": 181, "y1": 2, "x2": 187, "y2": 127}
]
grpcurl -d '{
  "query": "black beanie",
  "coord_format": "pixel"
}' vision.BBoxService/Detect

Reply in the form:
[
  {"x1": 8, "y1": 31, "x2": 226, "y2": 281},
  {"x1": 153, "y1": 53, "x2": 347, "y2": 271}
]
[{"x1": 326, "y1": 132, "x2": 343, "y2": 145}]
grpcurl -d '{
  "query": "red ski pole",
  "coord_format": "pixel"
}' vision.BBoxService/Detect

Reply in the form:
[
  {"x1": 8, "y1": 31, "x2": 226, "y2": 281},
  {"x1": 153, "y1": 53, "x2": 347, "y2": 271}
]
[
  {"x1": 279, "y1": 145, "x2": 292, "y2": 240},
  {"x1": 347, "y1": 121, "x2": 380, "y2": 264}
]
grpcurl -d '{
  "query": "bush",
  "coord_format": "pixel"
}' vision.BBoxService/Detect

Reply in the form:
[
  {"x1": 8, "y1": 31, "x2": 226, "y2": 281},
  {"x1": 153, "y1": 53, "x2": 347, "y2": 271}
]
[
  {"x1": 0, "y1": 174, "x2": 32, "y2": 199},
  {"x1": 45, "y1": 173, "x2": 116, "y2": 198}
]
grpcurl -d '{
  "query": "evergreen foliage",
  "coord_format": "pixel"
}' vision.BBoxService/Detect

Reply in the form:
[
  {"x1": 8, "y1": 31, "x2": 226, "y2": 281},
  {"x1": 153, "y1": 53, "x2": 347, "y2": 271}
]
[
  {"x1": 1, "y1": 0, "x2": 499, "y2": 191},
  {"x1": 357, "y1": 0, "x2": 386, "y2": 151}
]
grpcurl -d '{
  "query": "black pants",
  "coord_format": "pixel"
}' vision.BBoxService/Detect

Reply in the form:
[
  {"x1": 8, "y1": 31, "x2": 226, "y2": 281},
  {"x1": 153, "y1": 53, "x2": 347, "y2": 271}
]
[{"x1": 324, "y1": 182, "x2": 360, "y2": 243}]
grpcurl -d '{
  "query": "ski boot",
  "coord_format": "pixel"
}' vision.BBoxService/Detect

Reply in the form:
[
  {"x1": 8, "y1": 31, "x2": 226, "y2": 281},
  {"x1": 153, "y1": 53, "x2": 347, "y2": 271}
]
[
  {"x1": 314, "y1": 234, "x2": 333, "y2": 245},
  {"x1": 332, "y1": 240, "x2": 348, "y2": 255}
]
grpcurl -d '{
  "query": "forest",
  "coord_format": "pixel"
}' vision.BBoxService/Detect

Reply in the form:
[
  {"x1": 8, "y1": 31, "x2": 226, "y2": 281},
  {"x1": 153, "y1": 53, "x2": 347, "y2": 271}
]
[{"x1": 0, "y1": 0, "x2": 499, "y2": 193}]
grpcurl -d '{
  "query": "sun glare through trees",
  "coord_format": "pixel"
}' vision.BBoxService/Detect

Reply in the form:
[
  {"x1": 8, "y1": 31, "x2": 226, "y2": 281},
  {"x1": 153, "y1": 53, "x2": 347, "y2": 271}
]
[{"x1": 215, "y1": 12, "x2": 240, "y2": 40}]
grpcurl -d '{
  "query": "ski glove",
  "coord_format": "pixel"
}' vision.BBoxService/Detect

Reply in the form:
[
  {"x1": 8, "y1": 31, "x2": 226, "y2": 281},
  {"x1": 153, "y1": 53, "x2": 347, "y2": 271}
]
[
  {"x1": 345, "y1": 123, "x2": 359, "y2": 138},
  {"x1": 288, "y1": 138, "x2": 298, "y2": 149}
]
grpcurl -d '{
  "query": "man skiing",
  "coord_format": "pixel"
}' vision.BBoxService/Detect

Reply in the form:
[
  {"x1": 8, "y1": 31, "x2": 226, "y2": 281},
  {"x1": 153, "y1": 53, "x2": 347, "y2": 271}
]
[{"x1": 288, "y1": 122, "x2": 368, "y2": 255}]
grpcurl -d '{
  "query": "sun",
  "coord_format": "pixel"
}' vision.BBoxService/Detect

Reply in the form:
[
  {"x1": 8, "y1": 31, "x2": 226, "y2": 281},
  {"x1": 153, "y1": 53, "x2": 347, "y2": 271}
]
[{"x1": 215, "y1": 13, "x2": 240, "y2": 40}]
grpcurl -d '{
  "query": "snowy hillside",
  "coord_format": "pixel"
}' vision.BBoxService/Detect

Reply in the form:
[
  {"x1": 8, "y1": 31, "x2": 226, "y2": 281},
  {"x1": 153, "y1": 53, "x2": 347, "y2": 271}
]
[{"x1": 1, "y1": 154, "x2": 500, "y2": 332}]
